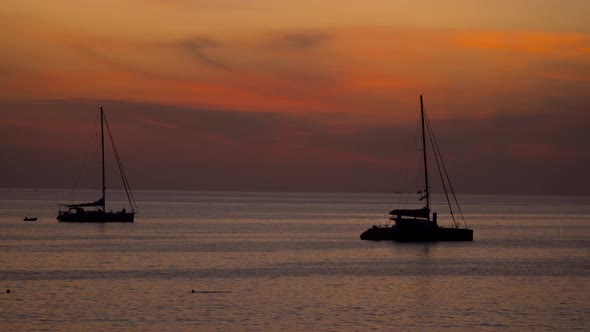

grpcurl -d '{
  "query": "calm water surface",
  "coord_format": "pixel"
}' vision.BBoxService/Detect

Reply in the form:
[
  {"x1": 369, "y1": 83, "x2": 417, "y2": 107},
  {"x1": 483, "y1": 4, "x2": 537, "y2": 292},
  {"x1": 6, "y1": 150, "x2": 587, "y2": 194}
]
[{"x1": 1, "y1": 190, "x2": 589, "y2": 331}]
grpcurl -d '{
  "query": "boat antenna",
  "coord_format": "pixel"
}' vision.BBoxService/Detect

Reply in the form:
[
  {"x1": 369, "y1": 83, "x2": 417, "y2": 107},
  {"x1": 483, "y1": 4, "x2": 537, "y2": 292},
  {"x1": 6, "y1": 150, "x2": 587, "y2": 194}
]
[
  {"x1": 420, "y1": 95, "x2": 430, "y2": 211},
  {"x1": 100, "y1": 105, "x2": 106, "y2": 212}
]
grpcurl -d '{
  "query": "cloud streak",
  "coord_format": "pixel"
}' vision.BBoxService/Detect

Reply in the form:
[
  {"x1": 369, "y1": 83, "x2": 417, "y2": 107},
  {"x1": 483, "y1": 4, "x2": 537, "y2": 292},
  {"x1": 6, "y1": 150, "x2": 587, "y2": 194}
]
[
  {"x1": 1, "y1": 99, "x2": 589, "y2": 194},
  {"x1": 174, "y1": 37, "x2": 233, "y2": 70},
  {"x1": 277, "y1": 32, "x2": 332, "y2": 50}
]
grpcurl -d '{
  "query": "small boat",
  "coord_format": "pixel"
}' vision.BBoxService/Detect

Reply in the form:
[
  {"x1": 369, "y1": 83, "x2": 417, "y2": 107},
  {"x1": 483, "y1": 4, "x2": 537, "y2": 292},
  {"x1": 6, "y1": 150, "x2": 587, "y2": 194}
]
[
  {"x1": 360, "y1": 95, "x2": 473, "y2": 242},
  {"x1": 57, "y1": 106, "x2": 138, "y2": 223},
  {"x1": 23, "y1": 217, "x2": 38, "y2": 221}
]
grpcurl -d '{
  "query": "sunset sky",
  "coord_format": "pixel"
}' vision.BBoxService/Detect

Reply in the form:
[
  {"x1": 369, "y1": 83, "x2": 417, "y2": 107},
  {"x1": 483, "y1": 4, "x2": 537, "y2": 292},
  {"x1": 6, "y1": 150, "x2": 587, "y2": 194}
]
[{"x1": 1, "y1": 1, "x2": 589, "y2": 194}]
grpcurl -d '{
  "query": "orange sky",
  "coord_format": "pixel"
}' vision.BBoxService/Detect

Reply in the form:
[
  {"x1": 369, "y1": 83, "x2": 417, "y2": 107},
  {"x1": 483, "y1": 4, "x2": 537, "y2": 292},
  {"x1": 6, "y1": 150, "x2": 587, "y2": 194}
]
[{"x1": 1, "y1": 1, "x2": 589, "y2": 193}]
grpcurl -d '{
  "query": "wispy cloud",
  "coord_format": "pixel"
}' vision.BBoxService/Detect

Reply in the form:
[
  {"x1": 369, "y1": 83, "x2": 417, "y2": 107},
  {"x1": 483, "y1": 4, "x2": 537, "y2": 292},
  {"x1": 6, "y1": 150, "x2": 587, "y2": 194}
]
[
  {"x1": 454, "y1": 31, "x2": 590, "y2": 56},
  {"x1": 71, "y1": 39, "x2": 189, "y2": 82},
  {"x1": 278, "y1": 32, "x2": 332, "y2": 50},
  {"x1": 174, "y1": 37, "x2": 232, "y2": 70}
]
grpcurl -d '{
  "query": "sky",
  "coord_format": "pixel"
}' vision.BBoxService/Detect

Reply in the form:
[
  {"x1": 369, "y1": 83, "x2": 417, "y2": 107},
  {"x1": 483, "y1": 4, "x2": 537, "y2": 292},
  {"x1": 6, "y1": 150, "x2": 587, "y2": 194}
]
[{"x1": 0, "y1": 0, "x2": 589, "y2": 195}]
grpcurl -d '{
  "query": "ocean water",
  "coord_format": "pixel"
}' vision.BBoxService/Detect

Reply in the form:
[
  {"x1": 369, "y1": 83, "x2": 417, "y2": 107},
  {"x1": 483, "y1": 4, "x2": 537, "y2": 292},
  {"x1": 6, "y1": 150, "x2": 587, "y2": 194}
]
[{"x1": 0, "y1": 189, "x2": 588, "y2": 331}]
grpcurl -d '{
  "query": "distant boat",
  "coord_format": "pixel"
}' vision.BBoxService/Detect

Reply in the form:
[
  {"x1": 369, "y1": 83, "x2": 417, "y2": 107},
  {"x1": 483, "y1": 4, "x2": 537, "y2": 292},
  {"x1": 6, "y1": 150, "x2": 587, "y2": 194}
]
[
  {"x1": 23, "y1": 217, "x2": 38, "y2": 221},
  {"x1": 57, "y1": 106, "x2": 138, "y2": 223},
  {"x1": 360, "y1": 95, "x2": 473, "y2": 242}
]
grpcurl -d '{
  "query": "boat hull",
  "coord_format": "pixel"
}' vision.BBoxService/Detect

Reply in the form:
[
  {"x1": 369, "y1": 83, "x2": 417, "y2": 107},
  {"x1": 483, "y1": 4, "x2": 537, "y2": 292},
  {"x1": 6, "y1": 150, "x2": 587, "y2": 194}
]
[
  {"x1": 360, "y1": 225, "x2": 397, "y2": 241},
  {"x1": 436, "y1": 226, "x2": 473, "y2": 241},
  {"x1": 57, "y1": 211, "x2": 134, "y2": 223},
  {"x1": 360, "y1": 224, "x2": 473, "y2": 242}
]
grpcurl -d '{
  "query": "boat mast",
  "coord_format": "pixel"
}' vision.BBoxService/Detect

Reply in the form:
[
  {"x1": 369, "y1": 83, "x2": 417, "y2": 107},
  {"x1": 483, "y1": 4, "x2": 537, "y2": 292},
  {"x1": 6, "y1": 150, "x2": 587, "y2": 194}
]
[
  {"x1": 100, "y1": 106, "x2": 106, "y2": 212},
  {"x1": 420, "y1": 95, "x2": 430, "y2": 211}
]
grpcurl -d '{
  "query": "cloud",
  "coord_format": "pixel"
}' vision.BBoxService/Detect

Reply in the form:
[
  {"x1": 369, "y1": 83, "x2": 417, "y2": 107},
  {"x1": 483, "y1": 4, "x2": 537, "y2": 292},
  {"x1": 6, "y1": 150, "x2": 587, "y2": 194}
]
[
  {"x1": 454, "y1": 31, "x2": 590, "y2": 57},
  {"x1": 174, "y1": 37, "x2": 232, "y2": 70},
  {"x1": 536, "y1": 61, "x2": 590, "y2": 82},
  {"x1": 277, "y1": 32, "x2": 332, "y2": 50},
  {"x1": 3, "y1": 24, "x2": 590, "y2": 126},
  {"x1": 68, "y1": 39, "x2": 196, "y2": 84},
  {"x1": 70, "y1": 34, "x2": 234, "y2": 77},
  {"x1": 3, "y1": 97, "x2": 589, "y2": 194}
]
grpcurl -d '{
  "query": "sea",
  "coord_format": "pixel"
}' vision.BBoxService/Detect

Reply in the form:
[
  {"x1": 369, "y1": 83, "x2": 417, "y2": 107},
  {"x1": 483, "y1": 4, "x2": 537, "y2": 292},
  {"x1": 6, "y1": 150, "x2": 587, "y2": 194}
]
[{"x1": 0, "y1": 189, "x2": 588, "y2": 331}]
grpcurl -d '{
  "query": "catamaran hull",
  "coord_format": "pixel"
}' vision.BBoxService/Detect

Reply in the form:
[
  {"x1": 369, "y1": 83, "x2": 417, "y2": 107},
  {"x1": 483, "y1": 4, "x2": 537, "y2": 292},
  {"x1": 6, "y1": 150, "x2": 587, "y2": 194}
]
[
  {"x1": 57, "y1": 212, "x2": 134, "y2": 223},
  {"x1": 360, "y1": 226, "x2": 397, "y2": 241},
  {"x1": 436, "y1": 227, "x2": 473, "y2": 241},
  {"x1": 360, "y1": 226, "x2": 473, "y2": 242}
]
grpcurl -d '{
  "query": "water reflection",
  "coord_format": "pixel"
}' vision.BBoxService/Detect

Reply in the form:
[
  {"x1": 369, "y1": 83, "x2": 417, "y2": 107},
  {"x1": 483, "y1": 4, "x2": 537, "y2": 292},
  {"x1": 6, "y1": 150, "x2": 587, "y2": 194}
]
[{"x1": 0, "y1": 190, "x2": 588, "y2": 330}]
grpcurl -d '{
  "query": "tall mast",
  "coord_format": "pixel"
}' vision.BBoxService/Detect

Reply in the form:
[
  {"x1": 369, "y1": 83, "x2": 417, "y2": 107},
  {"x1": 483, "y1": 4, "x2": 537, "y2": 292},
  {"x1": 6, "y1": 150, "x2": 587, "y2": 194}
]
[
  {"x1": 420, "y1": 95, "x2": 430, "y2": 211},
  {"x1": 100, "y1": 106, "x2": 106, "y2": 212}
]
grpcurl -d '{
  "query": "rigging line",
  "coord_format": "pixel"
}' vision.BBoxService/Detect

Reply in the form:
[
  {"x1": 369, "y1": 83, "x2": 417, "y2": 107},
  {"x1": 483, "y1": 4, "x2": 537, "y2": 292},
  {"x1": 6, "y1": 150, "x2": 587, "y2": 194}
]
[
  {"x1": 115, "y1": 136, "x2": 138, "y2": 212},
  {"x1": 103, "y1": 115, "x2": 138, "y2": 212},
  {"x1": 105, "y1": 114, "x2": 137, "y2": 212},
  {"x1": 110, "y1": 121, "x2": 138, "y2": 213},
  {"x1": 424, "y1": 109, "x2": 458, "y2": 227},
  {"x1": 103, "y1": 112, "x2": 138, "y2": 212},
  {"x1": 424, "y1": 111, "x2": 467, "y2": 228}
]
